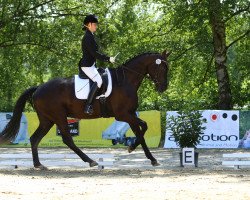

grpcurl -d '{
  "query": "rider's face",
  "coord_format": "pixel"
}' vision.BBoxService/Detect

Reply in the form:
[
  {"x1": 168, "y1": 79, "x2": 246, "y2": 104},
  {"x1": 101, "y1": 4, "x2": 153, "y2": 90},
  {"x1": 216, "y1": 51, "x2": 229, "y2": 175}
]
[{"x1": 88, "y1": 23, "x2": 98, "y2": 33}]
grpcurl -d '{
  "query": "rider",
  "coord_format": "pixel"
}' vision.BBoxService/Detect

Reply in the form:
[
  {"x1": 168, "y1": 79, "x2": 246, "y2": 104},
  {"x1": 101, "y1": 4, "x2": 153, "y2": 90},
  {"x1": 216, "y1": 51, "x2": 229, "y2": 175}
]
[{"x1": 78, "y1": 14, "x2": 115, "y2": 115}]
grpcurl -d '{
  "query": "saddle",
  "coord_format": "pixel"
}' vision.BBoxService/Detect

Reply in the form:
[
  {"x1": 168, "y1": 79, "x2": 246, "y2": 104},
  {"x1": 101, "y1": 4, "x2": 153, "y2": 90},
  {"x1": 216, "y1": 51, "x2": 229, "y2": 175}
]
[
  {"x1": 78, "y1": 68, "x2": 108, "y2": 96},
  {"x1": 74, "y1": 68, "x2": 112, "y2": 117},
  {"x1": 75, "y1": 67, "x2": 112, "y2": 100}
]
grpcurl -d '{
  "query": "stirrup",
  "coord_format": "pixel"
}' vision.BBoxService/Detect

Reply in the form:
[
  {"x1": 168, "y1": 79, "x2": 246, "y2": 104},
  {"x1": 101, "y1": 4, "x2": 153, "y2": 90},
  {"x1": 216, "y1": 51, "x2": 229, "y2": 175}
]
[{"x1": 84, "y1": 105, "x2": 93, "y2": 115}]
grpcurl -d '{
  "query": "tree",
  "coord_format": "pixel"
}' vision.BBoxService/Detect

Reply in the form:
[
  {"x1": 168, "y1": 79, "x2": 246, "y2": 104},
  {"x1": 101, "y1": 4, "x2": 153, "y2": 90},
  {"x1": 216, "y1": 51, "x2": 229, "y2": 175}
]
[
  {"x1": 154, "y1": 0, "x2": 249, "y2": 110},
  {"x1": 207, "y1": 0, "x2": 232, "y2": 109},
  {"x1": 0, "y1": 0, "x2": 249, "y2": 112}
]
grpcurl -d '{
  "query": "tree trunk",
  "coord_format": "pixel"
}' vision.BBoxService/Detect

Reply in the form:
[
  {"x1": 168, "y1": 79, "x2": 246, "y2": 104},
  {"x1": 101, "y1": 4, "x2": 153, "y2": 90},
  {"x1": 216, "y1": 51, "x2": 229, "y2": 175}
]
[{"x1": 207, "y1": 0, "x2": 232, "y2": 109}]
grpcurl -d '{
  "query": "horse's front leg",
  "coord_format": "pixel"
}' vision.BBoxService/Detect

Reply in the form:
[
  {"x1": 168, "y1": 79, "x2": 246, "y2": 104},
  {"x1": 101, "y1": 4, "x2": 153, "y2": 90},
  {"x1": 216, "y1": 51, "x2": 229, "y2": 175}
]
[
  {"x1": 128, "y1": 118, "x2": 147, "y2": 153},
  {"x1": 119, "y1": 114, "x2": 160, "y2": 166}
]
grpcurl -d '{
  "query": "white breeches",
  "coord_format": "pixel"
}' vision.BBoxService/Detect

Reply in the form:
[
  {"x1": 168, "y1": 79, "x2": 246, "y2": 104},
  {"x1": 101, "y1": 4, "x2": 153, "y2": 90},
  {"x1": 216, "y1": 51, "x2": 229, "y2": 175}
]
[{"x1": 81, "y1": 65, "x2": 103, "y2": 88}]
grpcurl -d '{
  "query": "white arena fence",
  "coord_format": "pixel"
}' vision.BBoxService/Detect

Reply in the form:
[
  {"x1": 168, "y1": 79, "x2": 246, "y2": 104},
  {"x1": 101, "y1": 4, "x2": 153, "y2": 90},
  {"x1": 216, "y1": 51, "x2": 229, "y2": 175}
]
[
  {"x1": 0, "y1": 153, "x2": 114, "y2": 169},
  {"x1": 222, "y1": 153, "x2": 250, "y2": 169}
]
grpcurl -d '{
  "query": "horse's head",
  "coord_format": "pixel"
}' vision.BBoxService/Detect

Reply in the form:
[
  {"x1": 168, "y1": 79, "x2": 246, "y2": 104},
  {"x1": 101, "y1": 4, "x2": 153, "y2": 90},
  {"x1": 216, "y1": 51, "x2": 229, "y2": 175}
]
[{"x1": 147, "y1": 50, "x2": 171, "y2": 93}]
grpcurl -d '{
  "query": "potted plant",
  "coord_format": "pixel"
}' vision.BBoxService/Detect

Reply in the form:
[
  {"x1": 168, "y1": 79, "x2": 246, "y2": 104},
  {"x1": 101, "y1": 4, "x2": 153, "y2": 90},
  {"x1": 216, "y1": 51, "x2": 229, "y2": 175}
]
[{"x1": 167, "y1": 110, "x2": 207, "y2": 167}]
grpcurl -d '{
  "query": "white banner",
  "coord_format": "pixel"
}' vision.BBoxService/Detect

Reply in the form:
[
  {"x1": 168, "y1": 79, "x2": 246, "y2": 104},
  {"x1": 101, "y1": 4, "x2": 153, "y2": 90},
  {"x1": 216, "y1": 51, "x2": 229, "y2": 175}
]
[
  {"x1": 164, "y1": 110, "x2": 239, "y2": 149},
  {"x1": 0, "y1": 112, "x2": 29, "y2": 144}
]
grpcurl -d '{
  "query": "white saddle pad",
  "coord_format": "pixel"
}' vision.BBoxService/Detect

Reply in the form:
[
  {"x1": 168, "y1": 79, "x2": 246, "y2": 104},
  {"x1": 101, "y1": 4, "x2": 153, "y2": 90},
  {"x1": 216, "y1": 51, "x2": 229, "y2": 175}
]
[{"x1": 74, "y1": 68, "x2": 112, "y2": 100}]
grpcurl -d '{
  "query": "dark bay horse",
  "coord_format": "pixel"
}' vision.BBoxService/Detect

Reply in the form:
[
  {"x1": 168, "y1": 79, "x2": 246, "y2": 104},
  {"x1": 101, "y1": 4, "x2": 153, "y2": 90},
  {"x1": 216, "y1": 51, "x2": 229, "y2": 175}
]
[{"x1": 0, "y1": 51, "x2": 170, "y2": 169}]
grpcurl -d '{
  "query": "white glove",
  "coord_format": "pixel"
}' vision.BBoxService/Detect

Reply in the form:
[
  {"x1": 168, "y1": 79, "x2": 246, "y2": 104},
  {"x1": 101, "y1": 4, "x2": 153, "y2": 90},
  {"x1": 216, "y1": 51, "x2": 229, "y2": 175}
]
[{"x1": 109, "y1": 57, "x2": 115, "y2": 63}]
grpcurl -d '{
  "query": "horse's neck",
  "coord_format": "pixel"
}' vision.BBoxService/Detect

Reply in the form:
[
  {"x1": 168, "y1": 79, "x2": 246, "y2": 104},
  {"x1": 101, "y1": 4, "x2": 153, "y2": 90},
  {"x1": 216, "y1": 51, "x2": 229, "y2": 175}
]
[{"x1": 120, "y1": 62, "x2": 148, "y2": 91}]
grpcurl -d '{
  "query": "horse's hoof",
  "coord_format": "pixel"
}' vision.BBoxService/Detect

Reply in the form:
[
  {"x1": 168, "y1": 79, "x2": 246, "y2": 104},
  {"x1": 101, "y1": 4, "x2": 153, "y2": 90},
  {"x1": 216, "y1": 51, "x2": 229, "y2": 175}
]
[
  {"x1": 34, "y1": 165, "x2": 48, "y2": 170},
  {"x1": 89, "y1": 161, "x2": 98, "y2": 167},
  {"x1": 151, "y1": 160, "x2": 160, "y2": 167},
  {"x1": 128, "y1": 146, "x2": 134, "y2": 153}
]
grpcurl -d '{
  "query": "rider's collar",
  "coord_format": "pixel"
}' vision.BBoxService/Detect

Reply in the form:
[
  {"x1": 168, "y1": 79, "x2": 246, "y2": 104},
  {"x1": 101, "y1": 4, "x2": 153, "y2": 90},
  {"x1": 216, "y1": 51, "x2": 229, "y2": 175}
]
[{"x1": 86, "y1": 29, "x2": 94, "y2": 35}]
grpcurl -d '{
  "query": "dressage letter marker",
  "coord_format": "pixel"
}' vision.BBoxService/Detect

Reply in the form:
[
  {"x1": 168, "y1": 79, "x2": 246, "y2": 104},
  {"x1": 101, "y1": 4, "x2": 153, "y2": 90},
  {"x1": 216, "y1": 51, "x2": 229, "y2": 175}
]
[{"x1": 182, "y1": 148, "x2": 195, "y2": 166}]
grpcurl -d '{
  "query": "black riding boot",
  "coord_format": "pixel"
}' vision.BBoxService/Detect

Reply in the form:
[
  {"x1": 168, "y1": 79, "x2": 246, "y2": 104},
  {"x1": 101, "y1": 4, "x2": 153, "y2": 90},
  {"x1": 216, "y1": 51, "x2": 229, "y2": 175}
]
[{"x1": 84, "y1": 82, "x2": 99, "y2": 115}]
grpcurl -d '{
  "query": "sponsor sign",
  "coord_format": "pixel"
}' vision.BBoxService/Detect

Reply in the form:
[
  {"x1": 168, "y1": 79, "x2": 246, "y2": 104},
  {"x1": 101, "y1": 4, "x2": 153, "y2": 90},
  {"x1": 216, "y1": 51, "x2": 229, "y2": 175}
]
[
  {"x1": 56, "y1": 119, "x2": 79, "y2": 137},
  {"x1": 239, "y1": 111, "x2": 250, "y2": 149},
  {"x1": 11, "y1": 110, "x2": 160, "y2": 147},
  {"x1": 164, "y1": 110, "x2": 240, "y2": 148},
  {"x1": 0, "y1": 112, "x2": 29, "y2": 144}
]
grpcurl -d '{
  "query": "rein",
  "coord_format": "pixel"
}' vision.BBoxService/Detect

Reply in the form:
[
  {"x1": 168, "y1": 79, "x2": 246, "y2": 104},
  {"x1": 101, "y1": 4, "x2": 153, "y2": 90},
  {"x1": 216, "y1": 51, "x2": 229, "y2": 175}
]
[
  {"x1": 116, "y1": 59, "x2": 166, "y2": 86},
  {"x1": 121, "y1": 64, "x2": 145, "y2": 77}
]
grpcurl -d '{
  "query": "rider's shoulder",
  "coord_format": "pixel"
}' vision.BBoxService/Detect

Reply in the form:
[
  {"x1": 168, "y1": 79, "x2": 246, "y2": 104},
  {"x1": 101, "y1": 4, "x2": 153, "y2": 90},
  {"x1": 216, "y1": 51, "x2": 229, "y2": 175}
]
[
  {"x1": 84, "y1": 30, "x2": 94, "y2": 37},
  {"x1": 83, "y1": 31, "x2": 94, "y2": 41}
]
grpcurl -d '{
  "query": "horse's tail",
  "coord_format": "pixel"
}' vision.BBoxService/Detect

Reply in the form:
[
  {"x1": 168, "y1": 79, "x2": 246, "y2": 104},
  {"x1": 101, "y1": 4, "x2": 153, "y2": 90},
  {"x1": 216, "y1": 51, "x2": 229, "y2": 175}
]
[{"x1": 0, "y1": 86, "x2": 38, "y2": 144}]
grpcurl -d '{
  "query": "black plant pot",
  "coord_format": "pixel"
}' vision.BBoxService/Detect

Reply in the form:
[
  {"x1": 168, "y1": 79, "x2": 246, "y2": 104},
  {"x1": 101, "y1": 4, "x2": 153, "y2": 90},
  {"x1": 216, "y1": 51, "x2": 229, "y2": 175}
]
[{"x1": 179, "y1": 151, "x2": 199, "y2": 167}]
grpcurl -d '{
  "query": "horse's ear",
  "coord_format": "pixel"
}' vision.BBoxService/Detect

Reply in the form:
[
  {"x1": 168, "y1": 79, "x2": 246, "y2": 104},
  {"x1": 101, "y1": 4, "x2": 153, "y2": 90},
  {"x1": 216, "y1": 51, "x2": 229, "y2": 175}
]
[
  {"x1": 162, "y1": 50, "x2": 171, "y2": 58},
  {"x1": 166, "y1": 51, "x2": 171, "y2": 57}
]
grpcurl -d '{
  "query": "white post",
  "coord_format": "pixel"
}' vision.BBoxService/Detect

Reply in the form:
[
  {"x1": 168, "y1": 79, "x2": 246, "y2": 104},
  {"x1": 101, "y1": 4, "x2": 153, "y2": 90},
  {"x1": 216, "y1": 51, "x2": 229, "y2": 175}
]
[{"x1": 98, "y1": 157, "x2": 104, "y2": 170}]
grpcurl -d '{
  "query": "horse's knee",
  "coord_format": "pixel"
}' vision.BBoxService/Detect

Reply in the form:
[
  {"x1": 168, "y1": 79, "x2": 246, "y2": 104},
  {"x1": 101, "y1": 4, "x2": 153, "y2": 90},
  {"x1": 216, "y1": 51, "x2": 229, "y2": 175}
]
[
  {"x1": 30, "y1": 135, "x2": 35, "y2": 144},
  {"x1": 30, "y1": 134, "x2": 39, "y2": 148}
]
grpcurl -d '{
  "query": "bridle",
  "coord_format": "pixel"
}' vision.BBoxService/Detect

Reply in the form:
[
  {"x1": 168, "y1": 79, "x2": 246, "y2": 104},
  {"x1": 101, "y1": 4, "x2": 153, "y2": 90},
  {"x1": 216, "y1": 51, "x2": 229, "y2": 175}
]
[
  {"x1": 118, "y1": 58, "x2": 167, "y2": 86},
  {"x1": 153, "y1": 59, "x2": 167, "y2": 86}
]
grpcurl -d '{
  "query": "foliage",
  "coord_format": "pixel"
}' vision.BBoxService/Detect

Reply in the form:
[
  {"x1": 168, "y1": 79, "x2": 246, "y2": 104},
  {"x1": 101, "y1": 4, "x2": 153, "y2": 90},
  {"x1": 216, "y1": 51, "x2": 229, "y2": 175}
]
[
  {"x1": 0, "y1": 0, "x2": 249, "y2": 112},
  {"x1": 167, "y1": 110, "x2": 207, "y2": 148}
]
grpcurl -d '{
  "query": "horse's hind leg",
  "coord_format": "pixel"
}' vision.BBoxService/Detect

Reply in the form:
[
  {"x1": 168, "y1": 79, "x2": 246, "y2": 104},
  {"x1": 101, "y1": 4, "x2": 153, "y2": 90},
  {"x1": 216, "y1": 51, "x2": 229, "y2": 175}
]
[
  {"x1": 30, "y1": 117, "x2": 53, "y2": 169},
  {"x1": 57, "y1": 118, "x2": 98, "y2": 167}
]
